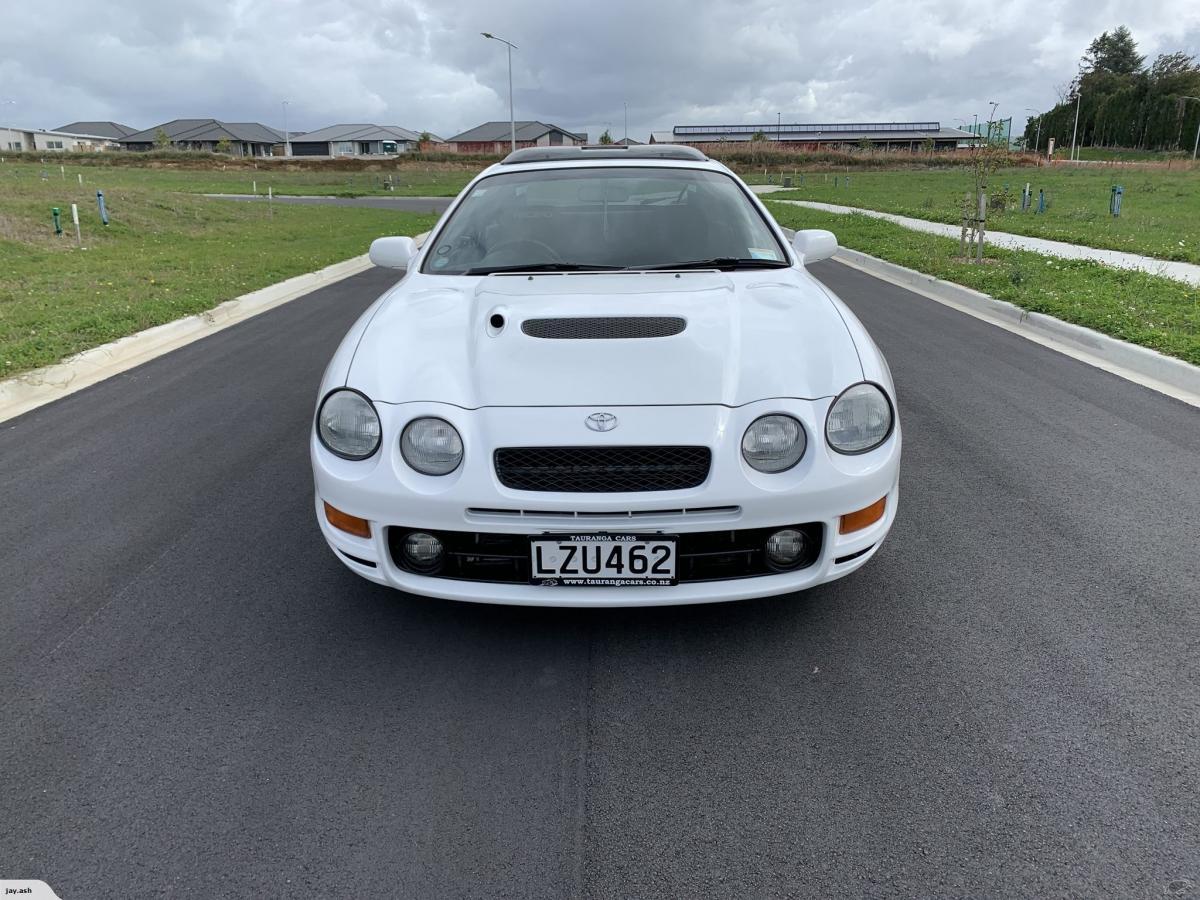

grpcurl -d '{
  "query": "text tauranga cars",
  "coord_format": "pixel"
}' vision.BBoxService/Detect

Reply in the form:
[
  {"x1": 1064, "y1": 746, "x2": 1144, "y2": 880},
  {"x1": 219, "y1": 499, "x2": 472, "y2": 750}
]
[{"x1": 311, "y1": 145, "x2": 900, "y2": 606}]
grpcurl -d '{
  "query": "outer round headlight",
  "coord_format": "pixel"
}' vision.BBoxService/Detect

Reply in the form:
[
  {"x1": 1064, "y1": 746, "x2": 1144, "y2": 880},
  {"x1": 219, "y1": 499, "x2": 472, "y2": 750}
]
[
  {"x1": 401, "y1": 417, "x2": 463, "y2": 475},
  {"x1": 741, "y1": 414, "x2": 806, "y2": 473},
  {"x1": 316, "y1": 389, "x2": 381, "y2": 460},
  {"x1": 825, "y1": 382, "x2": 893, "y2": 454}
]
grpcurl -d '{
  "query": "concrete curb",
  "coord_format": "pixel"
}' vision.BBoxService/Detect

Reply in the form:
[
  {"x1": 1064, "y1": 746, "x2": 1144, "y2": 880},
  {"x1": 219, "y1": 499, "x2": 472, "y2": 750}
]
[
  {"x1": 833, "y1": 247, "x2": 1200, "y2": 407},
  {"x1": 0, "y1": 254, "x2": 372, "y2": 424}
]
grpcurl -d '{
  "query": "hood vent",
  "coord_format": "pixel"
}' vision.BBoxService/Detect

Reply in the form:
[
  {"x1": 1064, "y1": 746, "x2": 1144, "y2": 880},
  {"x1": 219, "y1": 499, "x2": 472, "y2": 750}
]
[{"x1": 521, "y1": 316, "x2": 686, "y2": 340}]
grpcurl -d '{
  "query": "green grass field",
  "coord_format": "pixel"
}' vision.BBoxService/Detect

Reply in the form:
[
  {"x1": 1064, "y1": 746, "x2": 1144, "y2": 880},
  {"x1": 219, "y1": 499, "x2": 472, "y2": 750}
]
[
  {"x1": 768, "y1": 165, "x2": 1200, "y2": 264},
  {"x1": 766, "y1": 201, "x2": 1200, "y2": 365},
  {"x1": 1073, "y1": 147, "x2": 1193, "y2": 162},
  {"x1": 0, "y1": 159, "x2": 475, "y2": 198},
  {"x1": 1, "y1": 170, "x2": 437, "y2": 375}
]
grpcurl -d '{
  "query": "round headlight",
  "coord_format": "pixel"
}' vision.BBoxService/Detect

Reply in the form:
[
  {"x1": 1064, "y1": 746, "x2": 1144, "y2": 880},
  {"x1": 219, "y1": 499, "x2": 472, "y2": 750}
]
[
  {"x1": 825, "y1": 382, "x2": 893, "y2": 454},
  {"x1": 401, "y1": 417, "x2": 463, "y2": 475},
  {"x1": 316, "y1": 389, "x2": 381, "y2": 460},
  {"x1": 742, "y1": 414, "x2": 806, "y2": 473}
]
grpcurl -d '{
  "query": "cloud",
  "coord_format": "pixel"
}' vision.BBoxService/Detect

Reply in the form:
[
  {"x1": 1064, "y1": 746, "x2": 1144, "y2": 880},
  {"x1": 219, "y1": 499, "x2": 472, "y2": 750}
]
[{"x1": 3, "y1": 0, "x2": 1199, "y2": 139}]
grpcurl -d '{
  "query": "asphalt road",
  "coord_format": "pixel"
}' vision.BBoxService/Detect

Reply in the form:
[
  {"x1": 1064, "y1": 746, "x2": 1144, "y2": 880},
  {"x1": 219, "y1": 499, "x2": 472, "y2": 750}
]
[{"x1": 2, "y1": 262, "x2": 1199, "y2": 898}]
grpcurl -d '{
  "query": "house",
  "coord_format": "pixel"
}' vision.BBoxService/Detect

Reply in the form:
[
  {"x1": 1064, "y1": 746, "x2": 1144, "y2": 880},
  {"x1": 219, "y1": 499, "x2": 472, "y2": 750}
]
[
  {"x1": 120, "y1": 119, "x2": 283, "y2": 156},
  {"x1": 0, "y1": 125, "x2": 123, "y2": 152},
  {"x1": 288, "y1": 124, "x2": 428, "y2": 157},
  {"x1": 55, "y1": 121, "x2": 139, "y2": 140},
  {"x1": 612, "y1": 137, "x2": 643, "y2": 145},
  {"x1": 660, "y1": 122, "x2": 977, "y2": 151},
  {"x1": 446, "y1": 121, "x2": 586, "y2": 154}
]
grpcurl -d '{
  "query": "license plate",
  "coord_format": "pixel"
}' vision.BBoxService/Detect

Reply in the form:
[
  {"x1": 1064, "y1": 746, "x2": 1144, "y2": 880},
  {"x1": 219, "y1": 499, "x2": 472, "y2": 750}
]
[{"x1": 530, "y1": 534, "x2": 676, "y2": 586}]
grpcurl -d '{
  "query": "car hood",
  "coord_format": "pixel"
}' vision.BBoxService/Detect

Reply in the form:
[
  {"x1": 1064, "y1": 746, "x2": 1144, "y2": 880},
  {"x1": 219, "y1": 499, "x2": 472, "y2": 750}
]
[{"x1": 349, "y1": 271, "x2": 862, "y2": 407}]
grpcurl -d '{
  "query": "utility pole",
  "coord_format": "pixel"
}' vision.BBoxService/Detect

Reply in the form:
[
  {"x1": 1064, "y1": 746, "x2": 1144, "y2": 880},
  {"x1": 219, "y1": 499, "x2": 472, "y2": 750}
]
[
  {"x1": 1185, "y1": 97, "x2": 1200, "y2": 161},
  {"x1": 481, "y1": 33, "x2": 518, "y2": 153},
  {"x1": 281, "y1": 100, "x2": 290, "y2": 157},
  {"x1": 777, "y1": 112, "x2": 781, "y2": 142},
  {"x1": 1070, "y1": 91, "x2": 1082, "y2": 161}
]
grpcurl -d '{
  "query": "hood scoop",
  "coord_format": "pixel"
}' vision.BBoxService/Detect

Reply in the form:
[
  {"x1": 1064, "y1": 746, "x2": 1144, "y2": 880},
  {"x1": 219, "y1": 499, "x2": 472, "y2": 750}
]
[{"x1": 521, "y1": 316, "x2": 687, "y2": 340}]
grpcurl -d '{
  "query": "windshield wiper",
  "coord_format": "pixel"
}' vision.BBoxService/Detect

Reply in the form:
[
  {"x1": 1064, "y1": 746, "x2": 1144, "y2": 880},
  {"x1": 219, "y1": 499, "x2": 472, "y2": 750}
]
[
  {"x1": 463, "y1": 262, "x2": 624, "y2": 275},
  {"x1": 631, "y1": 257, "x2": 791, "y2": 271}
]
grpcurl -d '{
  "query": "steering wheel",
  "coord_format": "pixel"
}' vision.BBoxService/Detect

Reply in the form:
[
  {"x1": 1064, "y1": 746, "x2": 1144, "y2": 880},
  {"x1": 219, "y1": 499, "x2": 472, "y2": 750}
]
[{"x1": 479, "y1": 238, "x2": 562, "y2": 265}]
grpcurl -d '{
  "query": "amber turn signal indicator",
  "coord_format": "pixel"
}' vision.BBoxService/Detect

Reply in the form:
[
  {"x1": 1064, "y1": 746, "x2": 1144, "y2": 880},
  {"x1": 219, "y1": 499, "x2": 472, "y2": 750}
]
[
  {"x1": 840, "y1": 497, "x2": 886, "y2": 534},
  {"x1": 324, "y1": 501, "x2": 371, "y2": 538}
]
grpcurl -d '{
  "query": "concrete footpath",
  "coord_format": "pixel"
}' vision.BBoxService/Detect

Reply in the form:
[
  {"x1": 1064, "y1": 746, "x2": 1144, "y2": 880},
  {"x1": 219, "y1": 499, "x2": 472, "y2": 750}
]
[{"x1": 749, "y1": 186, "x2": 1200, "y2": 287}]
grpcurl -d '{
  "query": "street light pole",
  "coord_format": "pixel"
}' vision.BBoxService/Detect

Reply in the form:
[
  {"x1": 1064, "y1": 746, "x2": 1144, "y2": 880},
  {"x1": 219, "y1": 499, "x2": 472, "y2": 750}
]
[
  {"x1": 1184, "y1": 96, "x2": 1200, "y2": 161},
  {"x1": 481, "y1": 32, "x2": 518, "y2": 153},
  {"x1": 1070, "y1": 91, "x2": 1081, "y2": 161},
  {"x1": 281, "y1": 100, "x2": 290, "y2": 157},
  {"x1": 777, "y1": 111, "x2": 781, "y2": 142}
]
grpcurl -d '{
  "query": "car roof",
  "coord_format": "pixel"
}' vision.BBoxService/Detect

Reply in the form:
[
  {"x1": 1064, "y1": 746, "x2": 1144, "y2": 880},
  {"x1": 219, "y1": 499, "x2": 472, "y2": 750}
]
[
  {"x1": 479, "y1": 146, "x2": 732, "y2": 179},
  {"x1": 500, "y1": 144, "x2": 707, "y2": 164}
]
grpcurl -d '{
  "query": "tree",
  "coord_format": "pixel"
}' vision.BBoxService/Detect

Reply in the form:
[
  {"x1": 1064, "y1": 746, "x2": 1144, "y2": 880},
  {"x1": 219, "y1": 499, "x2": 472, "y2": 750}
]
[
  {"x1": 154, "y1": 128, "x2": 171, "y2": 150},
  {"x1": 749, "y1": 130, "x2": 767, "y2": 142},
  {"x1": 1028, "y1": 28, "x2": 1200, "y2": 152},
  {"x1": 419, "y1": 131, "x2": 432, "y2": 143},
  {"x1": 1149, "y1": 52, "x2": 1200, "y2": 93},
  {"x1": 598, "y1": 129, "x2": 614, "y2": 145},
  {"x1": 1081, "y1": 26, "x2": 1144, "y2": 77},
  {"x1": 215, "y1": 138, "x2": 231, "y2": 154}
]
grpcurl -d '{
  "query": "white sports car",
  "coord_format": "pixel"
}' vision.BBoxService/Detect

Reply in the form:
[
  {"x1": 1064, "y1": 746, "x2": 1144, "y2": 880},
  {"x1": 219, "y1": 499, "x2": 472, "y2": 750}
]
[{"x1": 311, "y1": 145, "x2": 900, "y2": 607}]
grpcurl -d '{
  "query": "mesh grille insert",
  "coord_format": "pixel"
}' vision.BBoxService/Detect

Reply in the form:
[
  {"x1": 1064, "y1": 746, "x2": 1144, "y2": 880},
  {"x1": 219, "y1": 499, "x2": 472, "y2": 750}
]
[
  {"x1": 521, "y1": 316, "x2": 686, "y2": 340},
  {"x1": 494, "y1": 446, "x2": 711, "y2": 493}
]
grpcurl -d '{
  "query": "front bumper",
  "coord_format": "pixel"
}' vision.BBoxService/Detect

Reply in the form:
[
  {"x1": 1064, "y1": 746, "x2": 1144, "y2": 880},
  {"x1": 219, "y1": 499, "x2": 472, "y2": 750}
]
[{"x1": 311, "y1": 399, "x2": 900, "y2": 607}]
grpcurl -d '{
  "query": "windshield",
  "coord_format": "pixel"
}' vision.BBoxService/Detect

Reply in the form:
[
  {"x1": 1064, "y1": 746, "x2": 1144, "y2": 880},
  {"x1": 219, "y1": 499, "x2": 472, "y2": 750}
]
[{"x1": 421, "y1": 167, "x2": 788, "y2": 275}]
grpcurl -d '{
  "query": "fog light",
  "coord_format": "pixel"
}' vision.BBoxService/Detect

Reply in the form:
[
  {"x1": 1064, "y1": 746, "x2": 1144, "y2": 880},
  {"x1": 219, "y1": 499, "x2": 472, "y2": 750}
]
[
  {"x1": 403, "y1": 532, "x2": 444, "y2": 571},
  {"x1": 765, "y1": 529, "x2": 806, "y2": 568}
]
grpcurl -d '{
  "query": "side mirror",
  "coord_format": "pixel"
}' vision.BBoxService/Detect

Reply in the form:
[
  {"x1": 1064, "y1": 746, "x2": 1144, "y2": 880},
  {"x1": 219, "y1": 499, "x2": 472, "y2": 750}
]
[
  {"x1": 369, "y1": 236, "x2": 417, "y2": 269},
  {"x1": 791, "y1": 229, "x2": 838, "y2": 264}
]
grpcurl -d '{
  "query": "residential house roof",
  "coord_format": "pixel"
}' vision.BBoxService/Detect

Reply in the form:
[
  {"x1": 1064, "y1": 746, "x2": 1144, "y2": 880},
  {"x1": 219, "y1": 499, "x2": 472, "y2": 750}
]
[
  {"x1": 54, "y1": 121, "x2": 139, "y2": 139},
  {"x1": 291, "y1": 123, "x2": 424, "y2": 144},
  {"x1": 447, "y1": 120, "x2": 586, "y2": 143},
  {"x1": 121, "y1": 119, "x2": 284, "y2": 144}
]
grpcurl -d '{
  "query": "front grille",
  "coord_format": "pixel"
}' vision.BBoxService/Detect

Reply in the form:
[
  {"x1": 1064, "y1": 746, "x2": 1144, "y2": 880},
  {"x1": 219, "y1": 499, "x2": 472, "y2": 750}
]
[
  {"x1": 494, "y1": 446, "x2": 711, "y2": 493},
  {"x1": 388, "y1": 524, "x2": 823, "y2": 584},
  {"x1": 521, "y1": 316, "x2": 686, "y2": 340}
]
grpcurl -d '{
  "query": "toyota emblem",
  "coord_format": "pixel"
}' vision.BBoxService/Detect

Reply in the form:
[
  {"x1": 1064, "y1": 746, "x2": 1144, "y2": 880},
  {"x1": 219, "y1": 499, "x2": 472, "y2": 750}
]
[{"x1": 585, "y1": 412, "x2": 618, "y2": 432}]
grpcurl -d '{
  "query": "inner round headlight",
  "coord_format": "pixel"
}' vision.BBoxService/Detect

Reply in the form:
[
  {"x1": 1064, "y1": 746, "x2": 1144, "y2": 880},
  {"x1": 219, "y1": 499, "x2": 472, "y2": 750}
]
[
  {"x1": 401, "y1": 417, "x2": 463, "y2": 475},
  {"x1": 316, "y1": 389, "x2": 381, "y2": 460},
  {"x1": 825, "y1": 382, "x2": 893, "y2": 454},
  {"x1": 741, "y1": 414, "x2": 806, "y2": 473}
]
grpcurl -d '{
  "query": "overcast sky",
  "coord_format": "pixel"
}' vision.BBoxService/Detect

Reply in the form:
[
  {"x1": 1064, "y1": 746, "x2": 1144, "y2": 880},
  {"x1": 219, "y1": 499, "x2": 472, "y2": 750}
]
[{"x1": 4, "y1": 0, "x2": 1199, "y2": 140}]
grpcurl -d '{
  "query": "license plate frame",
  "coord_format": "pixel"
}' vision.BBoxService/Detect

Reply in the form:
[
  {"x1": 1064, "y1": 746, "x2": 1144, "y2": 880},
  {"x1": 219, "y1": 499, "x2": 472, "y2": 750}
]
[{"x1": 529, "y1": 533, "x2": 678, "y2": 586}]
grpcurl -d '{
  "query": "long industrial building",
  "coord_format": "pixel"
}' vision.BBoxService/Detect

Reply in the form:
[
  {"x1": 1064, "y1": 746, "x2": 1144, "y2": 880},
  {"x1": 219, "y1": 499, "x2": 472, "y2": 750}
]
[{"x1": 653, "y1": 121, "x2": 977, "y2": 150}]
